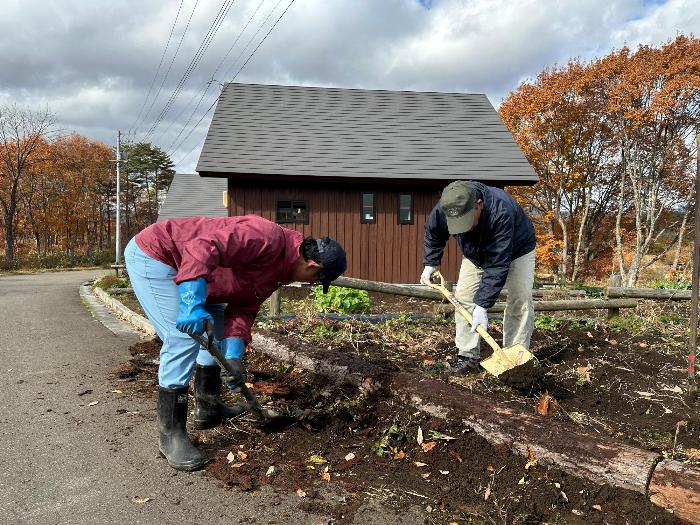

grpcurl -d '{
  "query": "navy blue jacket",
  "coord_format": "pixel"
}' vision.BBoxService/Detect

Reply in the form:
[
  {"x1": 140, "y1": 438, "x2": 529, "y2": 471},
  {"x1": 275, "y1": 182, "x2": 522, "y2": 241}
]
[{"x1": 423, "y1": 182, "x2": 536, "y2": 308}]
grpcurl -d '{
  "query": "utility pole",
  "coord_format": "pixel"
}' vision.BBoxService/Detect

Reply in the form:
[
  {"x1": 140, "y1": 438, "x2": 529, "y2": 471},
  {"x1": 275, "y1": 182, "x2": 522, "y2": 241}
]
[
  {"x1": 690, "y1": 130, "x2": 699, "y2": 398},
  {"x1": 115, "y1": 130, "x2": 122, "y2": 270}
]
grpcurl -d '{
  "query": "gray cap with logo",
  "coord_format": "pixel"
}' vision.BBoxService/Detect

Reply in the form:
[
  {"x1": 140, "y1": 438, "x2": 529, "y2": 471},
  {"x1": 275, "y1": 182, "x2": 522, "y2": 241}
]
[{"x1": 439, "y1": 181, "x2": 479, "y2": 234}]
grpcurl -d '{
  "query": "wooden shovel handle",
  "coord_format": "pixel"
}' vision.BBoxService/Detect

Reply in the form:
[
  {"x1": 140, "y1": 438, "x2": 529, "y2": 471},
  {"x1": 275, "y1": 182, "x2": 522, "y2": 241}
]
[{"x1": 422, "y1": 271, "x2": 504, "y2": 354}]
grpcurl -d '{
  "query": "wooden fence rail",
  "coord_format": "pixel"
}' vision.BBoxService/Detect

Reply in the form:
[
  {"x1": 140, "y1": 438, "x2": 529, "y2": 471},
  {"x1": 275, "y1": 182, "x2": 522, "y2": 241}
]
[{"x1": 607, "y1": 287, "x2": 692, "y2": 300}]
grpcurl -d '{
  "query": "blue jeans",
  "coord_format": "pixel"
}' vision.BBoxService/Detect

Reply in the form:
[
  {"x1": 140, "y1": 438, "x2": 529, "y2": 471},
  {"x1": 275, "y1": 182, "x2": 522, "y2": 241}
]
[{"x1": 124, "y1": 238, "x2": 225, "y2": 388}]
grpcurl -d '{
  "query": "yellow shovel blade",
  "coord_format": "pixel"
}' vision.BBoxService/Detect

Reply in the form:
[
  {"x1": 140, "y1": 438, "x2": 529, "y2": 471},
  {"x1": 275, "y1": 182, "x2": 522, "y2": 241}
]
[{"x1": 480, "y1": 344, "x2": 535, "y2": 377}]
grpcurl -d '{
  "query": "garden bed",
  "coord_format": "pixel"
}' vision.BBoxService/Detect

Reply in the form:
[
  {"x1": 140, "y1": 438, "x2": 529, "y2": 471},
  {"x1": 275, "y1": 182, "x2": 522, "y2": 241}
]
[
  {"x1": 111, "y1": 335, "x2": 685, "y2": 524},
  {"x1": 257, "y1": 299, "x2": 699, "y2": 459}
]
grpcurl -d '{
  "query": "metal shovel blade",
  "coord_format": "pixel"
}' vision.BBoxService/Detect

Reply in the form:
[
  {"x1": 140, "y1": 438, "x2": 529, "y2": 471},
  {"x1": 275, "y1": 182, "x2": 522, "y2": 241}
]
[{"x1": 479, "y1": 343, "x2": 533, "y2": 377}]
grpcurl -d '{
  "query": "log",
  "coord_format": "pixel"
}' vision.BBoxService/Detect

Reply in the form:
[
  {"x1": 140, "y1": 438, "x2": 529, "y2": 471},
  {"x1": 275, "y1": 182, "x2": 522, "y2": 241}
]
[
  {"x1": 390, "y1": 373, "x2": 659, "y2": 494},
  {"x1": 333, "y1": 276, "x2": 443, "y2": 300},
  {"x1": 607, "y1": 287, "x2": 692, "y2": 300},
  {"x1": 250, "y1": 332, "x2": 659, "y2": 494},
  {"x1": 331, "y1": 276, "x2": 587, "y2": 301},
  {"x1": 433, "y1": 298, "x2": 638, "y2": 315},
  {"x1": 649, "y1": 459, "x2": 700, "y2": 524}
]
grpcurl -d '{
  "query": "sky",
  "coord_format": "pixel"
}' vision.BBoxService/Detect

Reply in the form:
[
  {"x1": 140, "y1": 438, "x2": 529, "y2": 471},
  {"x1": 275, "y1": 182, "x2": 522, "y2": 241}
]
[{"x1": 0, "y1": 0, "x2": 697, "y2": 172}]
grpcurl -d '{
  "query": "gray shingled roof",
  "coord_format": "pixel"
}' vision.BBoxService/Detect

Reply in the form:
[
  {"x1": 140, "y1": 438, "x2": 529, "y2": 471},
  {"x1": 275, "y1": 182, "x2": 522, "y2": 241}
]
[
  {"x1": 157, "y1": 173, "x2": 227, "y2": 221},
  {"x1": 196, "y1": 83, "x2": 537, "y2": 184}
]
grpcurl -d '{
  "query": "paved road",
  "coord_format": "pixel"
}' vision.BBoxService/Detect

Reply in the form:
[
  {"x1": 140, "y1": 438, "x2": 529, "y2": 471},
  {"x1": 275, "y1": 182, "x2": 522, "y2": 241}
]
[{"x1": 0, "y1": 270, "x2": 336, "y2": 525}]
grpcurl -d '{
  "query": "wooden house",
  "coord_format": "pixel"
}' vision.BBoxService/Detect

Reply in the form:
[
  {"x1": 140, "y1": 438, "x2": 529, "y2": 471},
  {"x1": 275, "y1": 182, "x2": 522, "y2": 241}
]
[{"x1": 196, "y1": 83, "x2": 537, "y2": 283}]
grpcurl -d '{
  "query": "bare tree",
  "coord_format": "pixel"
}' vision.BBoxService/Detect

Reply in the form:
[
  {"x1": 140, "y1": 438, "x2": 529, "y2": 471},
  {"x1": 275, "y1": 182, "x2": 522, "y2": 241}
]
[{"x1": 0, "y1": 105, "x2": 55, "y2": 263}]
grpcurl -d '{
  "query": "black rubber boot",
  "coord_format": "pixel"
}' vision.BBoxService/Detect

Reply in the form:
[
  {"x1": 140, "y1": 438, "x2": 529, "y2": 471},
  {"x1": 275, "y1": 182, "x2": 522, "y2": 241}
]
[
  {"x1": 193, "y1": 364, "x2": 246, "y2": 430},
  {"x1": 158, "y1": 386, "x2": 207, "y2": 471}
]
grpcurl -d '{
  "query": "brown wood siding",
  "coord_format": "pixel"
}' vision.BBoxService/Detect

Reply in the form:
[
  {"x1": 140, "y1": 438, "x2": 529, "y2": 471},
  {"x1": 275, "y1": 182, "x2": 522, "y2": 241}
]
[{"x1": 227, "y1": 181, "x2": 463, "y2": 284}]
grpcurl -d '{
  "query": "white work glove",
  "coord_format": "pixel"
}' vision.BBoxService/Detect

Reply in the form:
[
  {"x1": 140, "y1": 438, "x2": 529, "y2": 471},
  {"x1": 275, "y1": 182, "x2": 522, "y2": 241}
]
[
  {"x1": 420, "y1": 266, "x2": 438, "y2": 284},
  {"x1": 470, "y1": 305, "x2": 489, "y2": 333}
]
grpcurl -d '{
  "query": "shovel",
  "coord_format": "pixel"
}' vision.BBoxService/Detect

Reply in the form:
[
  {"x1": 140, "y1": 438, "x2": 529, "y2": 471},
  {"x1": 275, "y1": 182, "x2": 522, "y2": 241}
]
[
  {"x1": 189, "y1": 330, "x2": 284, "y2": 422},
  {"x1": 422, "y1": 271, "x2": 536, "y2": 377}
]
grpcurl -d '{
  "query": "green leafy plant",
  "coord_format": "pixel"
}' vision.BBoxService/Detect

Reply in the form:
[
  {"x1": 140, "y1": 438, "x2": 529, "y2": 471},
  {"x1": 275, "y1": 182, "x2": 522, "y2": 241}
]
[
  {"x1": 313, "y1": 286, "x2": 370, "y2": 314},
  {"x1": 370, "y1": 422, "x2": 405, "y2": 457},
  {"x1": 652, "y1": 279, "x2": 691, "y2": 290},
  {"x1": 535, "y1": 314, "x2": 560, "y2": 331}
]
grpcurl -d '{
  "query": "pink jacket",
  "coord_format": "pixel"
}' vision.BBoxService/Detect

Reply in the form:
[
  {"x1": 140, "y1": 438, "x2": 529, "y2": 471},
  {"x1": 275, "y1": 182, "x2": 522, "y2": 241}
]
[{"x1": 135, "y1": 215, "x2": 303, "y2": 343}]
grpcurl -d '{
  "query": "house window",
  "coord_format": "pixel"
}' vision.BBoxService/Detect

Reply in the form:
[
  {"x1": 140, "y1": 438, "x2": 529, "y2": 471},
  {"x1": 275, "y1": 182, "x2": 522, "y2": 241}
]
[
  {"x1": 398, "y1": 193, "x2": 413, "y2": 224},
  {"x1": 360, "y1": 192, "x2": 376, "y2": 223},
  {"x1": 276, "y1": 200, "x2": 308, "y2": 224}
]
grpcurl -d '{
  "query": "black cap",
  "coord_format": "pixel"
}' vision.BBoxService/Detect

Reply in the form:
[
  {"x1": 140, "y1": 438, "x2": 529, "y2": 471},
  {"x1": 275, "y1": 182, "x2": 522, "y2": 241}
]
[{"x1": 316, "y1": 236, "x2": 347, "y2": 293}]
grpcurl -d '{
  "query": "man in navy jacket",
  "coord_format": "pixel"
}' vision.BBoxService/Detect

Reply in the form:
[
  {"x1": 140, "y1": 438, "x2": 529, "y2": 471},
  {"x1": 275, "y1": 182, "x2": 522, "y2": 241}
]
[{"x1": 422, "y1": 181, "x2": 536, "y2": 375}]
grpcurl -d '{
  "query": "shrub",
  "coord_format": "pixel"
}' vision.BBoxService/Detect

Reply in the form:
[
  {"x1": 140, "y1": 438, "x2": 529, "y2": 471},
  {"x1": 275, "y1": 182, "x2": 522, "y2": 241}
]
[
  {"x1": 652, "y1": 279, "x2": 691, "y2": 290},
  {"x1": 95, "y1": 275, "x2": 130, "y2": 290},
  {"x1": 312, "y1": 286, "x2": 370, "y2": 314}
]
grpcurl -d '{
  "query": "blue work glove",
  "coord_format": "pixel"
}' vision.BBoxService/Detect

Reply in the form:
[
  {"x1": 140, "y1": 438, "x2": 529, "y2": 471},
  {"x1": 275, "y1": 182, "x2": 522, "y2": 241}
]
[
  {"x1": 175, "y1": 277, "x2": 212, "y2": 336},
  {"x1": 220, "y1": 337, "x2": 246, "y2": 390}
]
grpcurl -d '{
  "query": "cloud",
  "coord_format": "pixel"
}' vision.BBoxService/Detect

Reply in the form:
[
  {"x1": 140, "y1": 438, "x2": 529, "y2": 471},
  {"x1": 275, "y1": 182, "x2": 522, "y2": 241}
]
[{"x1": 0, "y1": 0, "x2": 698, "y2": 172}]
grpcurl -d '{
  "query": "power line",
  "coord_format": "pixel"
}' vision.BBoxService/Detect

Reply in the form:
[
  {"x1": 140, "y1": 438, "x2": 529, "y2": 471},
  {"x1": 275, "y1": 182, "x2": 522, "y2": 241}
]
[
  {"x1": 172, "y1": 0, "x2": 297, "y2": 168},
  {"x1": 170, "y1": 0, "x2": 287, "y2": 157},
  {"x1": 134, "y1": 0, "x2": 200, "y2": 140},
  {"x1": 129, "y1": 0, "x2": 185, "y2": 135},
  {"x1": 160, "y1": 0, "x2": 268, "y2": 152},
  {"x1": 143, "y1": 0, "x2": 237, "y2": 142}
]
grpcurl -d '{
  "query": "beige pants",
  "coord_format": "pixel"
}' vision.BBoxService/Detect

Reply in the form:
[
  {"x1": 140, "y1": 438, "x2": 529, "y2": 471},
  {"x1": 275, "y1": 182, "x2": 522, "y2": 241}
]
[{"x1": 454, "y1": 250, "x2": 535, "y2": 359}]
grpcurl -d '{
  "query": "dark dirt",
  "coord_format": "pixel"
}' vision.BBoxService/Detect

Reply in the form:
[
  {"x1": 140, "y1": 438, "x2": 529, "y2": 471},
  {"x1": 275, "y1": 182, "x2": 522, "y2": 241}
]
[
  {"x1": 259, "y1": 297, "x2": 700, "y2": 458},
  {"x1": 112, "y1": 337, "x2": 681, "y2": 524}
]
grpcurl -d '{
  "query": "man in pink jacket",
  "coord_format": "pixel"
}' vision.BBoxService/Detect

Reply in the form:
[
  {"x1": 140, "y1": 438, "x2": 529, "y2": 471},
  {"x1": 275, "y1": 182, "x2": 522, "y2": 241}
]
[{"x1": 124, "y1": 215, "x2": 347, "y2": 471}]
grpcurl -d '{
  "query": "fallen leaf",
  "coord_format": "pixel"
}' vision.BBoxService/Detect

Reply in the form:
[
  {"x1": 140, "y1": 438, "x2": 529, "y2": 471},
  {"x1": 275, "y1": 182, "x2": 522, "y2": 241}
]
[
  {"x1": 88, "y1": 400, "x2": 99, "y2": 406},
  {"x1": 307, "y1": 454, "x2": 327, "y2": 465},
  {"x1": 413, "y1": 461, "x2": 428, "y2": 467},
  {"x1": 421, "y1": 441, "x2": 437, "y2": 453},
  {"x1": 394, "y1": 450, "x2": 406, "y2": 460},
  {"x1": 320, "y1": 472, "x2": 331, "y2": 481},
  {"x1": 560, "y1": 491, "x2": 569, "y2": 502},
  {"x1": 484, "y1": 485, "x2": 491, "y2": 500},
  {"x1": 231, "y1": 463, "x2": 245, "y2": 468},
  {"x1": 525, "y1": 447, "x2": 537, "y2": 469},
  {"x1": 664, "y1": 385, "x2": 683, "y2": 394},
  {"x1": 571, "y1": 509, "x2": 583, "y2": 516},
  {"x1": 254, "y1": 381, "x2": 290, "y2": 396},
  {"x1": 439, "y1": 470, "x2": 449, "y2": 475},
  {"x1": 609, "y1": 339, "x2": 618, "y2": 346},
  {"x1": 486, "y1": 464, "x2": 494, "y2": 473},
  {"x1": 586, "y1": 331, "x2": 593, "y2": 338},
  {"x1": 536, "y1": 392, "x2": 559, "y2": 416},
  {"x1": 266, "y1": 466, "x2": 275, "y2": 477},
  {"x1": 422, "y1": 359, "x2": 434, "y2": 366},
  {"x1": 554, "y1": 482, "x2": 561, "y2": 489},
  {"x1": 635, "y1": 391, "x2": 654, "y2": 398},
  {"x1": 296, "y1": 489, "x2": 306, "y2": 498},
  {"x1": 421, "y1": 472, "x2": 430, "y2": 479},
  {"x1": 638, "y1": 341, "x2": 648, "y2": 348},
  {"x1": 428, "y1": 430, "x2": 456, "y2": 441},
  {"x1": 450, "y1": 451, "x2": 463, "y2": 463},
  {"x1": 576, "y1": 367, "x2": 591, "y2": 382},
  {"x1": 416, "y1": 426, "x2": 424, "y2": 445},
  {"x1": 130, "y1": 496, "x2": 151, "y2": 504},
  {"x1": 517, "y1": 477, "x2": 525, "y2": 485},
  {"x1": 592, "y1": 504, "x2": 602, "y2": 511},
  {"x1": 237, "y1": 451, "x2": 248, "y2": 461},
  {"x1": 226, "y1": 452, "x2": 236, "y2": 463},
  {"x1": 344, "y1": 452, "x2": 356, "y2": 461},
  {"x1": 686, "y1": 448, "x2": 700, "y2": 460},
  {"x1": 111, "y1": 389, "x2": 123, "y2": 394}
]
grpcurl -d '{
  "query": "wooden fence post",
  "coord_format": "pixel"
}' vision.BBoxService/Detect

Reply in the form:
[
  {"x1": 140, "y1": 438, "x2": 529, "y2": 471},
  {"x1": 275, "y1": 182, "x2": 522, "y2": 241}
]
[
  {"x1": 608, "y1": 273, "x2": 622, "y2": 319},
  {"x1": 269, "y1": 289, "x2": 281, "y2": 318}
]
